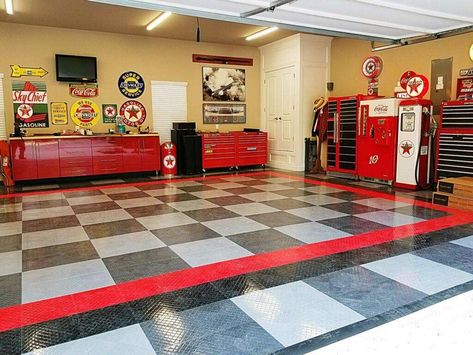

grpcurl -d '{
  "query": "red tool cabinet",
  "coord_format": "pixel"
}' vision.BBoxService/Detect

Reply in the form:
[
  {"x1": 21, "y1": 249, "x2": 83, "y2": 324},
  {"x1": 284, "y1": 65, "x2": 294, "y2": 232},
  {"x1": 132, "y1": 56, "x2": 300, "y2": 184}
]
[
  {"x1": 436, "y1": 100, "x2": 473, "y2": 180},
  {"x1": 201, "y1": 133, "x2": 237, "y2": 170},
  {"x1": 234, "y1": 131, "x2": 268, "y2": 167},
  {"x1": 201, "y1": 131, "x2": 268, "y2": 171}
]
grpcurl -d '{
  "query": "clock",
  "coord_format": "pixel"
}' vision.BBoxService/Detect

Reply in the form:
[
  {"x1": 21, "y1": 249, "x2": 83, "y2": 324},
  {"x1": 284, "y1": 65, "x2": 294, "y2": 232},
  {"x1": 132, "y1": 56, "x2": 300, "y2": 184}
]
[{"x1": 470, "y1": 43, "x2": 473, "y2": 61}]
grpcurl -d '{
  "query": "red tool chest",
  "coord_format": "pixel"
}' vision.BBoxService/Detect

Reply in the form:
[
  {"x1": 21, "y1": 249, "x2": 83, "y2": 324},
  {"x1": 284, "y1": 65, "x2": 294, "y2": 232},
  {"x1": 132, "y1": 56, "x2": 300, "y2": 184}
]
[
  {"x1": 233, "y1": 131, "x2": 268, "y2": 167},
  {"x1": 436, "y1": 100, "x2": 473, "y2": 180},
  {"x1": 201, "y1": 133, "x2": 237, "y2": 170}
]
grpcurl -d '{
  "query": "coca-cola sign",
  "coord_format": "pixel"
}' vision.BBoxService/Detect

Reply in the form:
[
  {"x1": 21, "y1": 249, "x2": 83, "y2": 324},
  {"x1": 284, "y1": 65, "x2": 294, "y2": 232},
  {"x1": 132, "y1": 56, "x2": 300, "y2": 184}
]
[
  {"x1": 374, "y1": 104, "x2": 388, "y2": 114},
  {"x1": 69, "y1": 83, "x2": 99, "y2": 98}
]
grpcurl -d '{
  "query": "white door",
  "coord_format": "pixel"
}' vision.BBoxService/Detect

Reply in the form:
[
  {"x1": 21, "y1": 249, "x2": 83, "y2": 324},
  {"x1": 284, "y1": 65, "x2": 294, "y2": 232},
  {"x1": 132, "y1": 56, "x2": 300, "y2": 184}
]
[{"x1": 265, "y1": 66, "x2": 295, "y2": 153}]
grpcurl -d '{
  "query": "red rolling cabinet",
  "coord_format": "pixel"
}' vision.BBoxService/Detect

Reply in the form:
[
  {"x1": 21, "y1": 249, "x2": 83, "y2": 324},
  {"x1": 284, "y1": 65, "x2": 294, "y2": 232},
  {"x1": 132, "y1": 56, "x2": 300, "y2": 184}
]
[
  {"x1": 59, "y1": 138, "x2": 93, "y2": 177},
  {"x1": 436, "y1": 100, "x2": 473, "y2": 180},
  {"x1": 92, "y1": 137, "x2": 123, "y2": 175},
  {"x1": 233, "y1": 131, "x2": 268, "y2": 167},
  {"x1": 140, "y1": 136, "x2": 161, "y2": 172},
  {"x1": 325, "y1": 95, "x2": 374, "y2": 176},
  {"x1": 201, "y1": 133, "x2": 236, "y2": 170}
]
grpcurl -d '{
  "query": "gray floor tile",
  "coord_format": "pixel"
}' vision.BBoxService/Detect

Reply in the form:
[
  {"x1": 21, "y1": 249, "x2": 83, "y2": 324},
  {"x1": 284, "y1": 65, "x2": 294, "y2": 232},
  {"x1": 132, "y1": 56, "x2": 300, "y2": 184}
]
[
  {"x1": 253, "y1": 183, "x2": 294, "y2": 192},
  {"x1": 190, "y1": 189, "x2": 233, "y2": 199},
  {"x1": 170, "y1": 237, "x2": 253, "y2": 267},
  {"x1": 0, "y1": 221, "x2": 22, "y2": 236},
  {"x1": 0, "y1": 273, "x2": 21, "y2": 308},
  {"x1": 304, "y1": 266, "x2": 426, "y2": 318},
  {"x1": 22, "y1": 215, "x2": 80, "y2": 233},
  {"x1": 354, "y1": 197, "x2": 411, "y2": 210},
  {"x1": 0, "y1": 234, "x2": 21, "y2": 253},
  {"x1": 412, "y1": 242, "x2": 473, "y2": 274},
  {"x1": 76, "y1": 209, "x2": 133, "y2": 226},
  {"x1": 299, "y1": 186, "x2": 344, "y2": 194},
  {"x1": 318, "y1": 216, "x2": 388, "y2": 235},
  {"x1": 84, "y1": 219, "x2": 147, "y2": 239},
  {"x1": 115, "y1": 196, "x2": 163, "y2": 209},
  {"x1": 240, "y1": 191, "x2": 287, "y2": 202},
  {"x1": 275, "y1": 222, "x2": 351, "y2": 244},
  {"x1": 294, "y1": 194, "x2": 345, "y2": 205},
  {"x1": 362, "y1": 253, "x2": 473, "y2": 295},
  {"x1": 262, "y1": 198, "x2": 314, "y2": 210},
  {"x1": 167, "y1": 199, "x2": 219, "y2": 212},
  {"x1": 66, "y1": 194, "x2": 112, "y2": 206},
  {"x1": 152, "y1": 223, "x2": 221, "y2": 245},
  {"x1": 183, "y1": 207, "x2": 240, "y2": 222},
  {"x1": 203, "y1": 216, "x2": 269, "y2": 236},
  {"x1": 232, "y1": 281, "x2": 364, "y2": 347},
  {"x1": 21, "y1": 206, "x2": 75, "y2": 221}
]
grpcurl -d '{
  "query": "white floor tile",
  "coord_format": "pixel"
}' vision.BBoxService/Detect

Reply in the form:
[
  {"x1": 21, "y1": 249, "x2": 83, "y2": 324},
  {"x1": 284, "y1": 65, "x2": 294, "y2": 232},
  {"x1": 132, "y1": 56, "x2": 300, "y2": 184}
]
[
  {"x1": 190, "y1": 189, "x2": 233, "y2": 199},
  {"x1": 22, "y1": 193, "x2": 65, "y2": 203},
  {"x1": 451, "y1": 235, "x2": 473, "y2": 249},
  {"x1": 354, "y1": 198, "x2": 412, "y2": 210},
  {"x1": 101, "y1": 186, "x2": 141, "y2": 194},
  {"x1": 261, "y1": 177, "x2": 295, "y2": 184},
  {"x1": 232, "y1": 281, "x2": 364, "y2": 347},
  {"x1": 115, "y1": 197, "x2": 163, "y2": 209},
  {"x1": 0, "y1": 203, "x2": 22, "y2": 213},
  {"x1": 0, "y1": 250, "x2": 22, "y2": 276},
  {"x1": 276, "y1": 222, "x2": 351, "y2": 244},
  {"x1": 356, "y1": 211, "x2": 424, "y2": 227},
  {"x1": 22, "y1": 226, "x2": 89, "y2": 249},
  {"x1": 144, "y1": 187, "x2": 186, "y2": 196},
  {"x1": 363, "y1": 253, "x2": 473, "y2": 295},
  {"x1": 222, "y1": 176, "x2": 256, "y2": 182},
  {"x1": 240, "y1": 191, "x2": 287, "y2": 202},
  {"x1": 170, "y1": 237, "x2": 253, "y2": 267},
  {"x1": 223, "y1": 202, "x2": 279, "y2": 216},
  {"x1": 207, "y1": 182, "x2": 246, "y2": 190},
  {"x1": 287, "y1": 206, "x2": 348, "y2": 221},
  {"x1": 294, "y1": 195, "x2": 345, "y2": 205},
  {"x1": 166, "y1": 181, "x2": 202, "y2": 188},
  {"x1": 299, "y1": 186, "x2": 344, "y2": 194},
  {"x1": 203, "y1": 216, "x2": 269, "y2": 236},
  {"x1": 167, "y1": 199, "x2": 219, "y2": 212},
  {"x1": 0, "y1": 221, "x2": 22, "y2": 236},
  {"x1": 66, "y1": 194, "x2": 112, "y2": 206},
  {"x1": 77, "y1": 209, "x2": 133, "y2": 225},
  {"x1": 22, "y1": 206, "x2": 75, "y2": 221},
  {"x1": 137, "y1": 212, "x2": 197, "y2": 230},
  {"x1": 253, "y1": 184, "x2": 293, "y2": 192},
  {"x1": 92, "y1": 231, "x2": 165, "y2": 258}
]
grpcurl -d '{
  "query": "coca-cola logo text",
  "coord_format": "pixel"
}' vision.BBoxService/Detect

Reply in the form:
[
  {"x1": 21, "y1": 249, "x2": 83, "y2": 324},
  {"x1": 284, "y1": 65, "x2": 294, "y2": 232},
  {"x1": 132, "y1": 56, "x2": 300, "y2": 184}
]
[
  {"x1": 374, "y1": 104, "x2": 388, "y2": 113},
  {"x1": 69, "y1": 84, "x2": 99, "y2": 98}
]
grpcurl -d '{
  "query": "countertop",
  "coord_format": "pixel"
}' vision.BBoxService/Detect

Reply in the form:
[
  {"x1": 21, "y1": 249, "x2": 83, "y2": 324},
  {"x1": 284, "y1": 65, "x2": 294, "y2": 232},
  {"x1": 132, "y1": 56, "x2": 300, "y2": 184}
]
[{"x1": 9, "y1": 133, "x2": 160, "y2": 140}]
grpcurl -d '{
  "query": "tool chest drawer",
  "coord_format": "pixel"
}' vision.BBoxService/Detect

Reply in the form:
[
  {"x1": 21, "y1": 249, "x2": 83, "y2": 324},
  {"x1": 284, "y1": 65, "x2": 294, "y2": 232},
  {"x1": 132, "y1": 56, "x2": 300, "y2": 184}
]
[
  {"x1": 234, "y1": 132, "x2": 268, "y2": 166},
  {"x1": 201, "y1": 133, "x2": 236, "y2": 169}
]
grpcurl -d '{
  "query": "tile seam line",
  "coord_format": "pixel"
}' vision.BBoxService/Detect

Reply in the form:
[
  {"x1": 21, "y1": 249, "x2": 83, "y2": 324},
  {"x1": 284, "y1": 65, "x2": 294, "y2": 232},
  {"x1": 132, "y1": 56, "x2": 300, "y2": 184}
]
[{"x1": 0, "y1": 213, "x2": 471, "y2": 333}]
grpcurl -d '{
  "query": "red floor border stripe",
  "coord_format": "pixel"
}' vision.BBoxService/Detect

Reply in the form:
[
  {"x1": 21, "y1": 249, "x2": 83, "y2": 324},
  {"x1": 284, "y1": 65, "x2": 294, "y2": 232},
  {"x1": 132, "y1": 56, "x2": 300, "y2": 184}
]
[{"x1": 1, "y1": 212, "x2": 473, "y2": 333}]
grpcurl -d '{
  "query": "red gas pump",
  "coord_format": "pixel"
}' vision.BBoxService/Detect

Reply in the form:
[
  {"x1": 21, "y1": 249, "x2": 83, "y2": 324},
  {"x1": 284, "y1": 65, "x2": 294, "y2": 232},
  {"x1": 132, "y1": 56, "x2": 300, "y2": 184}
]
[
  {"x1": 0, "y1": 140, "x2": 14, "y2": 187},
  {"x1": 394, "y1": 99, "x2": 435, "y2": 189}
]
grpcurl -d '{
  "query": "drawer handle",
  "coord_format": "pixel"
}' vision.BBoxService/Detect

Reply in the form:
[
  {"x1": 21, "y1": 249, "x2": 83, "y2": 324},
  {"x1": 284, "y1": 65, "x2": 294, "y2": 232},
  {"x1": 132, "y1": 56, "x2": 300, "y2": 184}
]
[{"x1": 246, "y1": 147, "x2": 257, "y2": 151}]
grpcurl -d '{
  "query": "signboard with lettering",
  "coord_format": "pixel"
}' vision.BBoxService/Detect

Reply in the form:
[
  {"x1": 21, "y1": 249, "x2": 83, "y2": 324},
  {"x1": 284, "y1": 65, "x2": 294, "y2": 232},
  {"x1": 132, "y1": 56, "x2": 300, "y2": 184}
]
[
  {"x1": 12, "y1": 81, "x2": 49, "y2": 128},
  {"x1": 51, "y1": 102, "x2": 68, "y2": 125},
  {"x1": 69, "y1": 83, "x2": 99, "y2": 98}
]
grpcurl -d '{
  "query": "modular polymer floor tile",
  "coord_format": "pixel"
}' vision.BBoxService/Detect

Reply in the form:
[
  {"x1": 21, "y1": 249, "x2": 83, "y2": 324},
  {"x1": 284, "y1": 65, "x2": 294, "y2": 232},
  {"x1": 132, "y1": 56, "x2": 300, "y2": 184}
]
[{"x1": 1, "y1": 170, "x2": 473, "y2": 354}]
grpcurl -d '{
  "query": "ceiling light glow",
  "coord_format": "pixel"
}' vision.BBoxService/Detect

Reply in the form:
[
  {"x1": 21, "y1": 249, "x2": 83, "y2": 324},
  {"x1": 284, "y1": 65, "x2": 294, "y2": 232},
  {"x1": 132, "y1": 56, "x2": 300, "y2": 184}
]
[
  {"x1": 146, "y1": 11, "x2": 172, "y2": 31},
  {"x1": 246, "y1": 27, "x2": 278, "y2": 41},
  {"x1": 5, "y1": 0, "x2": 13, "y2": 15}
]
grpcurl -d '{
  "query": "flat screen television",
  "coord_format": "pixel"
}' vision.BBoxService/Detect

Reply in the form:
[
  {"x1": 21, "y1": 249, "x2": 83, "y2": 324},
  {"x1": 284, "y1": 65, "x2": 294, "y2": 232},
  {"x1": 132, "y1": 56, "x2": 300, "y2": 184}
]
[{"x1": 55, "y1": 54, "x2": 97, "y2": 82}]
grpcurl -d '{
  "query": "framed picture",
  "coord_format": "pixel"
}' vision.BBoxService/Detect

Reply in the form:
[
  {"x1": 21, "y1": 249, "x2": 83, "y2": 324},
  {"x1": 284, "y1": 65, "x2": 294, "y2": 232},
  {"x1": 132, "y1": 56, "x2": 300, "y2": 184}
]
[
  {"x1": 202, "y1": 67, "x2": 246, "y2": 102},
  {"x1": 203, "y1": 103, "x2": 246, "y2": 124}
]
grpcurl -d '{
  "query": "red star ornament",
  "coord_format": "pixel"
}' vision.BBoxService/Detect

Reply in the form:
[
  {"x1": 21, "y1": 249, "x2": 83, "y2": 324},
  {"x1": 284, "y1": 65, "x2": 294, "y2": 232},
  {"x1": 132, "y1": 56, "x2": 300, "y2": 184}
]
[
  {"x1": 126, "y1": 105, "x2": 140, "y2": 119},
  {"x1": 401, "y1": 142, "x2": 413, "y2": 155}
]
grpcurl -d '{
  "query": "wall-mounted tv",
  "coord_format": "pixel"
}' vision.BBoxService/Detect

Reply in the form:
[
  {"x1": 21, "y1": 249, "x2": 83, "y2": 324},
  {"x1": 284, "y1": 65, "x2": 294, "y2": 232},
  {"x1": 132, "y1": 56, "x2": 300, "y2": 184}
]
[{"x1": 55, "y1": 54, "x2": 97, "y2": 82}]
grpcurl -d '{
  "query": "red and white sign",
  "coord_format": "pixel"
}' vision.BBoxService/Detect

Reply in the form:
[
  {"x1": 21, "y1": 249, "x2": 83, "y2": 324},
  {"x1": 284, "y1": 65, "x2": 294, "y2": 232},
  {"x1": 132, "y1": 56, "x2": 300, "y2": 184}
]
[
  {"x1": 69, "y1": 84, "x2": 99, "y2": 98},
  {"x1": 456, "y1": 77, "x2": 473, "y2": 100},
  {"x1": 400, "y1": 70, "x2": 416, "y2": 90},
  {"x1": 163, "y1": 154, "x2": 176, "y2": 169},
  {"x1": 406, "y1": 75, "x2": 429, "y2": 99},
  {"x1": 120, "y1": 100, "x2": 147, "y2": 127},
  {"x1": 362, "y1": 56, "x2": 383, "y2": 79}
]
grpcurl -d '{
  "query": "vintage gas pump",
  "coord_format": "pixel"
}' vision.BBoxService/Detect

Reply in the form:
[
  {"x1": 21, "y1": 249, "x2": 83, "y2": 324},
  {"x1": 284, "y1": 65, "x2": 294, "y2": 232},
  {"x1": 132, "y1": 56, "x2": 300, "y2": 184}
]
[
  {"x1": 357, "y1": 98, "x2": 401, "y2": 183},
  {"x1": 394, "y1": 100, "x2": 435, "y2": 189}
]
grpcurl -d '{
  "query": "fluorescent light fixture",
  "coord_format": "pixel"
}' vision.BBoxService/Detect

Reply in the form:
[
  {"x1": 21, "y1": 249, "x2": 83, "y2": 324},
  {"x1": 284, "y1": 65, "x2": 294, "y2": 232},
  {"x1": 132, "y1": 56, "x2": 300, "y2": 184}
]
[
  {"x1": 146, "y1": 11, "x2": 172, "y2": 31},
  {"x1": 5, "y1": 0, "x2": 13, "y2": 15},
  {"x1": 246, "y1": 26, "x2": 278, "y2": 41}
]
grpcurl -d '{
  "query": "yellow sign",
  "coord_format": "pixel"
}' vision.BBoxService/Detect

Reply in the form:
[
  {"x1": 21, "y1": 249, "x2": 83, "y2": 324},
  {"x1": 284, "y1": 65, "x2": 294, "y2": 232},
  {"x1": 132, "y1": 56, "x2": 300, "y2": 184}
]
[
  {"x1": 70, "y1": 99, "x2": 100, "y2": 128},
  {"x1": 10, "y1": 65, "x2": 48, "y2": 78},
  {"x1": 51, "y1": 102, "x2": 68, "y2": 125},
  {"x1": 470, "y1": 43, "x2": 473, "y2": 61}
]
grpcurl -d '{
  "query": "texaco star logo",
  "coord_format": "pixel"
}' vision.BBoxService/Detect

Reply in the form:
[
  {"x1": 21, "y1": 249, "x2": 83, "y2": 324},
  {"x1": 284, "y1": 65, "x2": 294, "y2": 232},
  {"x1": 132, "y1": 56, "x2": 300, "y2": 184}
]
[
  {"x1": 400, "y1": 140, "x2": 414, "y2": 158},
  {"x1": 163, "y1": 154, "x2": 176, "y2": 168},
  {"x1": 406, "y1": 75, "x2": 428, "y2": 98},
  {"x1": 104, "y1": 105, "x2": 117, "y2": 118},
  {"x1": 17, "y1": 104, "x2": 33, "y2": 119},
  {"x1": 119, "y1": 100, "x2": 147, "y2": 127}
]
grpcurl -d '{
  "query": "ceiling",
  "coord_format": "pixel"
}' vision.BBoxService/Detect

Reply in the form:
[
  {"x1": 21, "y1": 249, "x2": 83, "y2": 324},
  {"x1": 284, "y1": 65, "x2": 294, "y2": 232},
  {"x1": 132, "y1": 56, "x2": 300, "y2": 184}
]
[
  {"x1": 1, "y1": 0, "x2": 472, "y2": 46},
  {"x1": 0, "y1": 0, "x2": 295, "y2": 46},
  {"x1": 91, "y1": 0, "x2": 473, "y2": 42}
]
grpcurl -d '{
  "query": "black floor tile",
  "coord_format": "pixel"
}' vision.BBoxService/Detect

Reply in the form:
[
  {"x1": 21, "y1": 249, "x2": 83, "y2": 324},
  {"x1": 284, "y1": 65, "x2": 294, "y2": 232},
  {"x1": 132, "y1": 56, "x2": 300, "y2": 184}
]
[
  {"x1": 152, "y1": 223, "x2": 221, "y2": 245},
  {"x1": 319, "y1": 216, "x2": 389, "y2": 234},
  {"x1": 228, "y1": 229, "x2": 304, "y2": 254},
  {"x1": 325, "y1": 191, "x2": 371, "y2": 201},
  {"x1": 0, "y1": 273, "x2": 21, "y2": 308},
  {"x1": 0, "y1": 234, "x2": 21, "y2": 253},
  {"x1": 157, "y1": 193, "x2": 199, "y2": 203},
  {"x1": 263, "y1": 198, "x2": 313, "y2": 210},
  {"x1": 125, "y1": 204, "x2": 178, "y2": 218},
  {"x1": 323, "y1": 201, "x2": 381, "y2": 215},
  {"x1": 0, "y1": 329, "x2": 21, "y2": 355},
  {"x1": 205, "y1": 195, "x2": 253, "y2": 206},
  {"x1": 391, "y1": 205, "x2": 449, "y2": 219},
  {"x1": 84, "y1": 219, "x2": 146, "y2": 239},
  {"x1": 247, "y1": 211, "x2": 311, "y2": 228},
  {"x1": 183, "y1": 207, "x2": 240, "y2": 222},
  {"x1": 412, "y1": 242, "x2": 473, "y2": 274}
]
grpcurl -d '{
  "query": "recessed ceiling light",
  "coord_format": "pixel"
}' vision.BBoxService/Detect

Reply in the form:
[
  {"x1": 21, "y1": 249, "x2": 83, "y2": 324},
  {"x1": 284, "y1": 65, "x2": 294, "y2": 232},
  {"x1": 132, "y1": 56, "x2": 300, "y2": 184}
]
[
  {"x1": 5, "y1": 0, "x2": 13, "y2": 15},
  {"x1": 146, "y1": 11, "x2": 172, "y2": 31},
  {"x1": 246, "y1": 27, "x2": 278, "y2": 41}
]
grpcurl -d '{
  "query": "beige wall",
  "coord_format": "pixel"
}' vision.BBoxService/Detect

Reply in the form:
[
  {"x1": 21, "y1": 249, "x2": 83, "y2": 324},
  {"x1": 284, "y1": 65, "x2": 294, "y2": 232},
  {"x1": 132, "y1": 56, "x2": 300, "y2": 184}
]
[
  {"x1": 330, "y1": 32, "x2": 473, "y2": 98},
  {"x1": 0, "y1": 22, "x2": 260, "y2": 136}
]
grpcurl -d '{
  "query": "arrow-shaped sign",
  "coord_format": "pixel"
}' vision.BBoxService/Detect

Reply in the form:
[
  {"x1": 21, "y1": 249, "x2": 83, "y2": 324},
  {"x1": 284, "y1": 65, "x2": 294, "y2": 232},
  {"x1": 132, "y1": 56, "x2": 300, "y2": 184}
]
[{"x1": 10, "y1": 65, "x2": 48, "y2": 78}]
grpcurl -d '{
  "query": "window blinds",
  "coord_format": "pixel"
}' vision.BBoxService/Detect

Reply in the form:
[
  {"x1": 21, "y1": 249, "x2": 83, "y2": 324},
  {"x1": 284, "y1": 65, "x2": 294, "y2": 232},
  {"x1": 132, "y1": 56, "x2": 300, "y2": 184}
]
[
  {"x1": 151, "y1": 81, "x2": 188, "y2": 143},
  {"x1": 0, "y1": 74, "x2": 6, "y2": 140}
]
